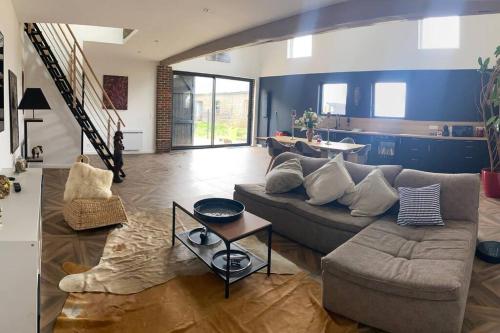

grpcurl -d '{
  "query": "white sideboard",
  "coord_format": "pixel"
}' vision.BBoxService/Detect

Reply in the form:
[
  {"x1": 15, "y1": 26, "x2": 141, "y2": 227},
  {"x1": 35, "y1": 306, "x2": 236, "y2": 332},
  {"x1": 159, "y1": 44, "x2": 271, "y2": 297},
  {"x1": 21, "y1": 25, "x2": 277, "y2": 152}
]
[{"x1": 0, "y1": 168, "x2": 43, "y2": 333}]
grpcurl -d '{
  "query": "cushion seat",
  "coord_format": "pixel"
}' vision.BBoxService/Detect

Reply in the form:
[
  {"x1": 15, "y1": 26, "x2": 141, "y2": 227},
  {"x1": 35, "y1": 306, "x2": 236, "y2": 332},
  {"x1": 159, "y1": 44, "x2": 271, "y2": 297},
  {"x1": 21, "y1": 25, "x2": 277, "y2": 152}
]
[
  {"x1": 322, "y1": 218, "x2": 477, "y2": 301},
  {"x1": 234, "y1": 183, "x2": 376, "y2": 234},
  {"x1": 288, "y1": 201, "x2": 377, "y2": 233},
  {"x1": 234, "y1": 183, "x2": 307, "y2": 209}
]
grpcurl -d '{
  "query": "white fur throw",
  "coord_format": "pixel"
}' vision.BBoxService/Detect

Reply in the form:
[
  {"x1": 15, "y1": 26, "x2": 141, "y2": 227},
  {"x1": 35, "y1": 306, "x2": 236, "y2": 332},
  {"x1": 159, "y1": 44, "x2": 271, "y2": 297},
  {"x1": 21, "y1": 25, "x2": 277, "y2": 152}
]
[{"x1": 63, "y1": 162, "x2": 113, "y2": 202}]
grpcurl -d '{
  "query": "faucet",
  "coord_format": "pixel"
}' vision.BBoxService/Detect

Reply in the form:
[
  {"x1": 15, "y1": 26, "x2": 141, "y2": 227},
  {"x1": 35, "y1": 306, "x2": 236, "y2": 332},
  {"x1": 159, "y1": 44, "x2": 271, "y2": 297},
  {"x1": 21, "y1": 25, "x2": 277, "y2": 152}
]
[{"x1": 335, "y1": 115, "x2": 341, "y2": 130}]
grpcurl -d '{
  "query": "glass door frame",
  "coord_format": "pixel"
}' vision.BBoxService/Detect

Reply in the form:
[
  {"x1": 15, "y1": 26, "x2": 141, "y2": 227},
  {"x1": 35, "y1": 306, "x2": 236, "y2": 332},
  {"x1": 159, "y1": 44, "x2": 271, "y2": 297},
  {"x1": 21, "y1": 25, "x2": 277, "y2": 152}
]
[{"x1": 172, "y1": 71, "x2": 254, "y2": 150}]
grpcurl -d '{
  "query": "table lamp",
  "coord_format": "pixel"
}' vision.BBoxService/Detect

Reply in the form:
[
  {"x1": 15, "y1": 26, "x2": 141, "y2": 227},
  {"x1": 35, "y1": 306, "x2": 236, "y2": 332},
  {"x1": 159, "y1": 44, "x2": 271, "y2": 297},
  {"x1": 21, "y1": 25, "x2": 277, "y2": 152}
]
[{"x1": 18, "y1": 88, "x2": 51, "y2": 118}]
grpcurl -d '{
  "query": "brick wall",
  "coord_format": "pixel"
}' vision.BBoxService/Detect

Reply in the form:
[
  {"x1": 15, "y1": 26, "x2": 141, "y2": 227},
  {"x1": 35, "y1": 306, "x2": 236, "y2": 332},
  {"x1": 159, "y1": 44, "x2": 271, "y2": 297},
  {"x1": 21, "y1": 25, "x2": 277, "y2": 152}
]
[{"x1": 155, "y1": 65, "x2": 173, "y2": 153}]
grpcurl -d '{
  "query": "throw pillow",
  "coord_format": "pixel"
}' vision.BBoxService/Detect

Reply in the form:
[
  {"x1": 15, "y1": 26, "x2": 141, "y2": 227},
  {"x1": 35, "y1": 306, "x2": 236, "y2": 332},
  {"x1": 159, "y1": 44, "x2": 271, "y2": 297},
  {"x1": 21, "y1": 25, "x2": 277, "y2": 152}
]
[
  {"x1": 338, "y1": 169, "x2": 399, "y2": 217},
  {"x1": 303, "y1": 153, "x2": 354, "y2": 205},
  {"x1": 397, "y1": 184, "x2": 444, "y2": 226},
  {"x1": 64, "y1": 162, "x2": 113, "y2": 202},
  {"x1": 265, "y1": 158, "x2": 304, "y2": 193}
]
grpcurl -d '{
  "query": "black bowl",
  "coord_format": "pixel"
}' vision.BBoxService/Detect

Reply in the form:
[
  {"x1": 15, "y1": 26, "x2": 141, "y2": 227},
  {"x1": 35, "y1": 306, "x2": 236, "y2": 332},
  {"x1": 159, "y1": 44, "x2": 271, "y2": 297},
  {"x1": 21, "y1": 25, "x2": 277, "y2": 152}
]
[{"x1": 193, "y1": 198, "x2": 245, "y2": 223}]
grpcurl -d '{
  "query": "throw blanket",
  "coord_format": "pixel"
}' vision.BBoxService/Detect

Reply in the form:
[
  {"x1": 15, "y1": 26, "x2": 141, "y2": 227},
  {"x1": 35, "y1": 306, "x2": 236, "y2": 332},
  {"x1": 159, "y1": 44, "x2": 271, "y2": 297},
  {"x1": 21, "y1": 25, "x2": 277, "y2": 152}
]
[{"x1": 59, "y1": 209, "x2": 299, "y2": 294}]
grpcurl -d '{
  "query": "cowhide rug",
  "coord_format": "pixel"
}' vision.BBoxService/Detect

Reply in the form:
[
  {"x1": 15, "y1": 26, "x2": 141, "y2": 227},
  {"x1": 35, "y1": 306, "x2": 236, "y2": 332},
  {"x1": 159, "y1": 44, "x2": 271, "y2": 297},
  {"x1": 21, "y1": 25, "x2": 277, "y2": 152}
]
[{"x1": 59, "y1": 209, "x2": 299, "y2": 294}]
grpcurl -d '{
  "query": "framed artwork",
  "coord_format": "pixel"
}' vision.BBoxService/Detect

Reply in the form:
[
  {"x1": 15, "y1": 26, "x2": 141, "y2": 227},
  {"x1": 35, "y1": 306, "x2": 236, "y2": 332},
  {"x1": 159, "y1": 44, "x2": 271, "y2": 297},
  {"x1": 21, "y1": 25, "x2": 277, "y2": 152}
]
[
  {"x1": 9, "y1": 70, "x2": 19, "y2": 153},
  {"x1": 103, "y1": 75, "x2": 128, "y2": 110}
]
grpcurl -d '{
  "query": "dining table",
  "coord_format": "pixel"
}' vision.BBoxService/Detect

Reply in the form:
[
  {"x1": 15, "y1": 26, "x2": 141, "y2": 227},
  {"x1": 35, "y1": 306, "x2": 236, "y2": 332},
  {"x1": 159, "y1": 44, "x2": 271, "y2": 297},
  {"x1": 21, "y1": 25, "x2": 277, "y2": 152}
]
[{"x1": 256, "y1": 136, "x2": 365, "y2": 154}]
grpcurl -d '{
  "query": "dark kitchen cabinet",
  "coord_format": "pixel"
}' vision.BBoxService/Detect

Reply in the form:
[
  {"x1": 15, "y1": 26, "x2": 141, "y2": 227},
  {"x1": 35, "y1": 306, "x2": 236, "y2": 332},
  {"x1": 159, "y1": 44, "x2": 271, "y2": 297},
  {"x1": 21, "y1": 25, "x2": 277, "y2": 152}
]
[
  {"x1": 399, "y1": 138, "x2": 489, "y2": 173},
  {"x1": 397, "y1": 138, "x2": 433, "y2": 171},
  {"x1": 291, "y1": 129, "x2": 489, "y2": 174}
]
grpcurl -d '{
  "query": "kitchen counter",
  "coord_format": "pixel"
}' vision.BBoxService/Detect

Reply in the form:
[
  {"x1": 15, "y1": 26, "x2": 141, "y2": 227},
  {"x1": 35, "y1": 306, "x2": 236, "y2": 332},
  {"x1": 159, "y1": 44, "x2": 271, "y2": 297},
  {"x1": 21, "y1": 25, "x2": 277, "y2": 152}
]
[{"x1": 312, "y1": 128, "x2": 487, "y2": 141}]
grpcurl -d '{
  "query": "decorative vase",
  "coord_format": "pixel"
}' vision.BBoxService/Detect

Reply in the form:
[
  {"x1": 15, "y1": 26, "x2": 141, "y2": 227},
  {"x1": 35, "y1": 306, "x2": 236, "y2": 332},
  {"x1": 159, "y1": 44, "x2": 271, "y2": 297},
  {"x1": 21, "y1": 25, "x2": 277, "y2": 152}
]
[
  {"x1": 0, "y1": 175, "x2": 10, "y2": 199},
  {"x1": 306, "y1": 128, "x2": 313, "y2": 142},
  {"x1": 482, "y1": 169, "x2": 500, "y2": 198}
]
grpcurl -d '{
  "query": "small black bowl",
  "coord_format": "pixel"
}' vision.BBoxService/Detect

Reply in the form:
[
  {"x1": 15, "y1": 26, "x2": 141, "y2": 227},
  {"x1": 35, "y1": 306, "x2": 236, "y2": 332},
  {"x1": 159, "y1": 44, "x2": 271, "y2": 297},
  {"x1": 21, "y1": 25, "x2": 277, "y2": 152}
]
[
  {"x1": 193, "y1": 198, "x2": 245, "y2": 224},
  {"x1": 476, "y1": 241, "x2": 500, "y2": 264}
]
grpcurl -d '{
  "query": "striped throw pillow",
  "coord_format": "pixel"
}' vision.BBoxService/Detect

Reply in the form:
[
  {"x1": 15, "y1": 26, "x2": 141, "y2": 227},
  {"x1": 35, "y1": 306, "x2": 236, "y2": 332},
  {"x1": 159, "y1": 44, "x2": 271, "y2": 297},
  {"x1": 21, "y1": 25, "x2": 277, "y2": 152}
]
[{"x1": 397, "y1": 184, "x2": 444, "y2": 226}]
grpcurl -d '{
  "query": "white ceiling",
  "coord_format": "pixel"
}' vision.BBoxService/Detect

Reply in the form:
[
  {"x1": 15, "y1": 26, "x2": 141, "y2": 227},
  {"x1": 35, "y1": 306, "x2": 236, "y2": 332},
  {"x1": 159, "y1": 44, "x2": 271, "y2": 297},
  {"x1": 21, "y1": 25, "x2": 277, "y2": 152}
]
[{"x1": 12, "y1": 0, "x2": 346, "y2": 61}]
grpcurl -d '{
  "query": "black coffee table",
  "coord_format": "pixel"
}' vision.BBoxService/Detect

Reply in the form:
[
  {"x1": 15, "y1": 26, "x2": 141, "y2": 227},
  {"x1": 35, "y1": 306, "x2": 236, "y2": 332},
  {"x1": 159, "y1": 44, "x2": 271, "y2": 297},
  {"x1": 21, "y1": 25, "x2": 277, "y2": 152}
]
[{"x1": 172, "y1": 198, "x2": 272, "y2": 298}]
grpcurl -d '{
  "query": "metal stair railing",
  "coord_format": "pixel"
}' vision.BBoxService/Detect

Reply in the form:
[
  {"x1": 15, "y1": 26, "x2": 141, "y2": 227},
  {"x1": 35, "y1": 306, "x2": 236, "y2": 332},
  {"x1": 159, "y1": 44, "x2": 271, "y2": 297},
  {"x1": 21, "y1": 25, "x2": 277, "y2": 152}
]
[{"x1": 24, "y1": 23, "x2": 126, "y2": 176}]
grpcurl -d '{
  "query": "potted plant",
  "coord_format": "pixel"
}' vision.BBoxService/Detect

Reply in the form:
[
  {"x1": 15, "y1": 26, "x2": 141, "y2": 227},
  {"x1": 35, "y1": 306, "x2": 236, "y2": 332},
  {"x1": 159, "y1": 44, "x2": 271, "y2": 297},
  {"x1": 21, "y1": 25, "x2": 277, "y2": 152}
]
[
  {"x1": 295, "y1": 108, "x2": 318, "y2": 142},
  {"x1": 478, "y1": 45, "x2": 500, "y2": 198}
]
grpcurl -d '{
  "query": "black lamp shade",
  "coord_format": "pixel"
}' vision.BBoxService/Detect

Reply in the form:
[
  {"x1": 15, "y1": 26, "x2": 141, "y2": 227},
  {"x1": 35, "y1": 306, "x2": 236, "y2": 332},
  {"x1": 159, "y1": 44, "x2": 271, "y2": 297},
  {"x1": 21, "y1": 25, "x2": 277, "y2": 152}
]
[{"x1": 18, "y1": 88, "x2": 51, "y2": 110}]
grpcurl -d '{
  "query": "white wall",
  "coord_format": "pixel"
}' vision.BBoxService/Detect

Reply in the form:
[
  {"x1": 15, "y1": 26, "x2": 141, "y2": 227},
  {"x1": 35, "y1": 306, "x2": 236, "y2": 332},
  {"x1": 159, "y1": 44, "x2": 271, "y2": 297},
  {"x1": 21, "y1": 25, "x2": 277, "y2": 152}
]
[
  {"x1": 84, "y1": 43, "x2": 157, "y2": 154},
  {"x1": 172, "y1": 46, "x2": 261, "y2": 79},
  {"x1": 23, "y1": 38, "x2": 81, "y2": 167},
  {"x1": 0, "y1": 0, "x2": 24, "y2": 168},
  {"x1": 259, "y1": 14, "x2": 500, "y2": 77}
]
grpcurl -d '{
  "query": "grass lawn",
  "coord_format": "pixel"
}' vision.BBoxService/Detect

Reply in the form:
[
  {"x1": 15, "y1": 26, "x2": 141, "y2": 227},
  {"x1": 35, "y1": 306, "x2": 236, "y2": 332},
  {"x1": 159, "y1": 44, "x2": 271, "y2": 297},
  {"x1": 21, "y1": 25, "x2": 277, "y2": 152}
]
[{"x1": 194, "y1": 121, "x2": 247, "y2": 143}]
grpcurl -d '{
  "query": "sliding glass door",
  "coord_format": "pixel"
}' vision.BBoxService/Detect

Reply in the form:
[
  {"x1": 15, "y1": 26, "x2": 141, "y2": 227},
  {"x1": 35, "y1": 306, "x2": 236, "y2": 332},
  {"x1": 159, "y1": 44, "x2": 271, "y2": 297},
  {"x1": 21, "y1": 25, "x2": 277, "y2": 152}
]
[
  {"x1": 172, "y1": 72, "x2": 252, "y2": 148},
  {"x1": 213, "y1": 78, "x2": 251, "y2": 145}
]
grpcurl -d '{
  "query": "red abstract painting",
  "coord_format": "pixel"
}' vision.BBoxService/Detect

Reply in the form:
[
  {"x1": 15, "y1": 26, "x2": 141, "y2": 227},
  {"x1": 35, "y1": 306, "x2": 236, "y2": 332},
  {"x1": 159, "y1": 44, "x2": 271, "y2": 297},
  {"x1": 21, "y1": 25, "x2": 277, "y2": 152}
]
[{"x1": 103, "y1": 75, "x2": 128, "y2": 110}]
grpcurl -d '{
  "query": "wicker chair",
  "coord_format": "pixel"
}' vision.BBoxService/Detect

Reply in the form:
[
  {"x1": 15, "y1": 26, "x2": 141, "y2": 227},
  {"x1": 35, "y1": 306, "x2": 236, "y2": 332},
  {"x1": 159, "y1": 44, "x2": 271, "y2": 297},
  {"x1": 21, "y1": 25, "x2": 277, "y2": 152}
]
[
  {"x1": 346, "y1": 144, "x2": 372, "y2": 165},
  {"x1": 265, "y1": 137, "x2": 292, "y2": 174},
  {"x1": 63, "y1": 195, "x2": 128, "y2": 231},
  {"x1": 294, "y1": 141, "x2": 322, "y2": 158}
]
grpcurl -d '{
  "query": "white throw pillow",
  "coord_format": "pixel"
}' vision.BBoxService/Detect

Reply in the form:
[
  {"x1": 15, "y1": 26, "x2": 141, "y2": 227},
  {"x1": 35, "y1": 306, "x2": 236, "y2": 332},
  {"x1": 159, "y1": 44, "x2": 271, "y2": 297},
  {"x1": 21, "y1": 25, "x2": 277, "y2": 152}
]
[
  {"x1": 63, "y1": 162, "x2": 113, "y2": 202},
  {"x1": 265, "y1": 158, "x2": 304, "y2": 194},
  {"x1": 339, "y1": 168, "x2": 399, "y2": 217},
  {"x1": 303, "y1": 154, "x2": 354, "y2": 205}
]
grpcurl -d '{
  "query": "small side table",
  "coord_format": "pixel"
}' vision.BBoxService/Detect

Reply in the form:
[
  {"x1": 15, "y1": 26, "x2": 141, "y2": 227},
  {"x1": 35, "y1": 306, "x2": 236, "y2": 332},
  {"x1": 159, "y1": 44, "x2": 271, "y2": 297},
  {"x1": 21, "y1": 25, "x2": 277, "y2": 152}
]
[
  {"x1": 172, "y1": 199, "x2": 272, "y2": 298},
  {"x1": 24, "y1": 118, "x2": 44, "y2": 164}
]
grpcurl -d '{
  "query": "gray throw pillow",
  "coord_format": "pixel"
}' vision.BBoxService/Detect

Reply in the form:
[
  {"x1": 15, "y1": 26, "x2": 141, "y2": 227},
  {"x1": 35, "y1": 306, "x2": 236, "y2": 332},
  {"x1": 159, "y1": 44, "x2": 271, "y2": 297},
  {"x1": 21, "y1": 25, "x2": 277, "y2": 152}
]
[
  {"x1": 265, "y1": 158, "x2": 304, "y2": 194},
  {"x1": 397, "y1": 184, "x2": 444, "y2": 226}
]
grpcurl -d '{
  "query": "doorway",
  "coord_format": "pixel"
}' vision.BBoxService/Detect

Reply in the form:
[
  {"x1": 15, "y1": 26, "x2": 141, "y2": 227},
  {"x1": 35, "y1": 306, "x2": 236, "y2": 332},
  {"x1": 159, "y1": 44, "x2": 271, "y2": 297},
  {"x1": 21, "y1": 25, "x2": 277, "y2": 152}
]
[{"x1": 172, "y1": 71, "x2": 253, "y2": 148}]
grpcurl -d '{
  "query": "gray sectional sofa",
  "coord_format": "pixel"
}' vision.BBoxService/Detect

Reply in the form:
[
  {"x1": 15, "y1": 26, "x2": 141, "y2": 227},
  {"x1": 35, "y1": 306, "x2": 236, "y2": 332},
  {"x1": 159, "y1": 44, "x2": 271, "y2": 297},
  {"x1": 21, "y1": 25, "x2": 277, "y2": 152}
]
[{"x1": 233, "y1": 152, "x2": 480, "y2": 333}]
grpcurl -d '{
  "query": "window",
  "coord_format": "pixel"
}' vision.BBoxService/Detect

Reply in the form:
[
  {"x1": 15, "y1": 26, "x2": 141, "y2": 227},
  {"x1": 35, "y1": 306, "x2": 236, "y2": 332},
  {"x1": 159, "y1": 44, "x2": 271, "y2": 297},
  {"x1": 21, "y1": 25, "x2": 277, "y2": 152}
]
[
  {"x1": 419, "y1": 16, "x2": 460, "y2": 49},
  {"x1": 287, "y1": 35, "x2": 312, "y2": 58},
  {"x1": 374, "y1": 82, "x2": 406, "y2": 118},
  {"x1": 321, "y1": 83, "x2": 347, "y2": 115}
]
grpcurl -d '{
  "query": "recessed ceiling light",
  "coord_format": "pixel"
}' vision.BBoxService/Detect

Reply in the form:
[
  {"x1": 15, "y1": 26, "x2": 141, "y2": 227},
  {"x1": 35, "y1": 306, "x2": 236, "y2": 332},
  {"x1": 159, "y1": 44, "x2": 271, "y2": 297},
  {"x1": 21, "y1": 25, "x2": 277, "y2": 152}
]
[
  {"x1": 202, "y1": 8, "x2": 209, "y2": 13},
  {"x1": 154, "y1": 39, "x2": 159, "y2": 43},
  {"x1": 137, "y1": 50, "x2": 142, "y2": 54}
]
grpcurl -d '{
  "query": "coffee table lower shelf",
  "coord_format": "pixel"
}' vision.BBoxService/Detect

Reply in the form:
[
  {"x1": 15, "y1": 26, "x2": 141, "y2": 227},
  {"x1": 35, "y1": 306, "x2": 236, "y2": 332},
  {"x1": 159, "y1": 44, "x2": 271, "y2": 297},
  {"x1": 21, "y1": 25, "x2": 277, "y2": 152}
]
[{"x1": 176, "y1": 230, "x2": 268, "y2": 287}]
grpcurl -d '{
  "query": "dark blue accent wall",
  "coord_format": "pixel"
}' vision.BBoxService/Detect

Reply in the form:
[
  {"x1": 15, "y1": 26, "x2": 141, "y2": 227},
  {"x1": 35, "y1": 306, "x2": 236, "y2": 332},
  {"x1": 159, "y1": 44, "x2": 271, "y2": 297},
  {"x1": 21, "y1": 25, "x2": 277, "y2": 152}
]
[{"x1": 257, "y1": 69, "x2": 481, "y2": 136}]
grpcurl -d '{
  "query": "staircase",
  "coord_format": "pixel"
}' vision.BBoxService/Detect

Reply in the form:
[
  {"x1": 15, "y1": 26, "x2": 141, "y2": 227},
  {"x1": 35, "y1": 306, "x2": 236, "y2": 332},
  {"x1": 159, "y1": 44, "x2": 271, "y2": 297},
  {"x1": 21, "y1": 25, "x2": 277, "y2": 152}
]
[{"x1": 24, "y1": 23, "x2": 125, "y2": 176}]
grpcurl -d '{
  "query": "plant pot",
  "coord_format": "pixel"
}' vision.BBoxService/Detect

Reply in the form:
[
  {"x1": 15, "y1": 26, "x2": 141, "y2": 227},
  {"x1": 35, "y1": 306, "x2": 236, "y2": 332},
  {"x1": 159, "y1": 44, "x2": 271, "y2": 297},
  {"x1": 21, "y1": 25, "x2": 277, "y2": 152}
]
[
  {"x1": 306, "y1": 128, "x2": 313, "y2": 142},
  {"x1": 482, "y1": 169, "x2": 500, "y2": 198}
]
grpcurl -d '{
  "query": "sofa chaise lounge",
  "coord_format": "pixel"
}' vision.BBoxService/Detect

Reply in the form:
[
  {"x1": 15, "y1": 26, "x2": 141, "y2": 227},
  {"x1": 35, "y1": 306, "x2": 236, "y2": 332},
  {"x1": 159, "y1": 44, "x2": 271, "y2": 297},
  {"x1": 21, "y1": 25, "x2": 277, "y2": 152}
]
[{"x1": 233, "y1": 152, "x2": 480, "y2": 333}]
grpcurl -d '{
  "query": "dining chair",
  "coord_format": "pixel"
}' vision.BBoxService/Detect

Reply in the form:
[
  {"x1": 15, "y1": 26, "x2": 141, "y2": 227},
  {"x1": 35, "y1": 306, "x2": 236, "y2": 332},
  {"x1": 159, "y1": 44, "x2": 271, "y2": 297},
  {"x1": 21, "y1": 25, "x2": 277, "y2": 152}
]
[
  {"x1": 294, "y1": 141, "x2": 322, "y2": 158},
  {"x1": 339, "y1": 137, "x2": 355, "y2": 144},
  {"x1": 327, "y1": 137, "x2": 355, "y2": 158},
  {"x1": 346, "y1": 144, "x2": 372, "y2": 164},
  {"x1": 265, "y1": 137, "x2": 292, "y2": 174}
]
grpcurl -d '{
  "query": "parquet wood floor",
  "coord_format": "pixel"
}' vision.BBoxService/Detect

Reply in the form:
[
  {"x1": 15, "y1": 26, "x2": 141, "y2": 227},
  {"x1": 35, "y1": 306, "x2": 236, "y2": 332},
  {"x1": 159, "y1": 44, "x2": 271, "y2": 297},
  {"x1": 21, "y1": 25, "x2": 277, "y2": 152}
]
[{"x1": 41, "y1": 147, "x2": 500, "y2": 333}]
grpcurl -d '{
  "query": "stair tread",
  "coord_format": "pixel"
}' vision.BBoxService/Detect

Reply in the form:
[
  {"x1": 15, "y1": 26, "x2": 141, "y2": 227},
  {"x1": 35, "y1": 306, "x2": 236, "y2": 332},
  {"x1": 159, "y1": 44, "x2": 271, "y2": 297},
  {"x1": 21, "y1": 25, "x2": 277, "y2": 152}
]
[{"x1": 26, "y1": 24, "x2": 118, "y2": 175}]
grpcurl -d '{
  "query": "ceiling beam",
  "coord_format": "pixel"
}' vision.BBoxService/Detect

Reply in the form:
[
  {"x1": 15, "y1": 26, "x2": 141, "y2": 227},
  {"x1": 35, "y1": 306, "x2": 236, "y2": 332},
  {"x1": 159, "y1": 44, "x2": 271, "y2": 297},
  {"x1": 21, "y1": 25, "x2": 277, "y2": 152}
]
[{"x1": 160, "y1": 0, "x2": 500, "y2": 66}]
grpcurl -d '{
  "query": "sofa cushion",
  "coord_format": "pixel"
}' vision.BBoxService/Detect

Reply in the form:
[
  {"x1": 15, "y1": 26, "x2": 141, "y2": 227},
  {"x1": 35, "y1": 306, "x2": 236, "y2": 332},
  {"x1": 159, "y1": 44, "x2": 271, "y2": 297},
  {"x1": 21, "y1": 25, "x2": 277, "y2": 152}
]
[
  {"x1": 288, "y1": 201, "x2": 377, "y2": 233},
  {"x1": 234, "y1": 183, "x2": 307, "y2": 209},
  {"x1": 303, "y1": 154, "x2": 354, "y2": 205},
  {"x1": 394, "y1": 169, "x2": 480, "y2": 223},
  {"x1": 271, "y1": 152, "x2": 403, "y2": 185},
  {"x1": 265, "y1": 158, "x2": 303, "y2": 194},
  {"x1": 338, "y1": 168, "x2": 399, "y2": 217},
  {"x1": 397, "y1": 184, "x2": 443, "y2": 226},
  {"x1": 344, "y1": 161, "x2": 403, "y2": 186},
  {"x1": 322, "y1": 218, "x2": 476, "y2": 301},
  {"x1": 234, "y1": 183, "x2": 376, "y2": 234}
]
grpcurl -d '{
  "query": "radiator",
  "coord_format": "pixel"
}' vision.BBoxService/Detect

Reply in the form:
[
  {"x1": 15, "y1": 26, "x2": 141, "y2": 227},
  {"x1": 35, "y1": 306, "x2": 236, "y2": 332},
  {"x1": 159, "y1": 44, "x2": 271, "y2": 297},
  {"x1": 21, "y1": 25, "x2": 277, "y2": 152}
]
[{"x1": 122, "y1": 130, "x2": 143, "y2": 151}]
